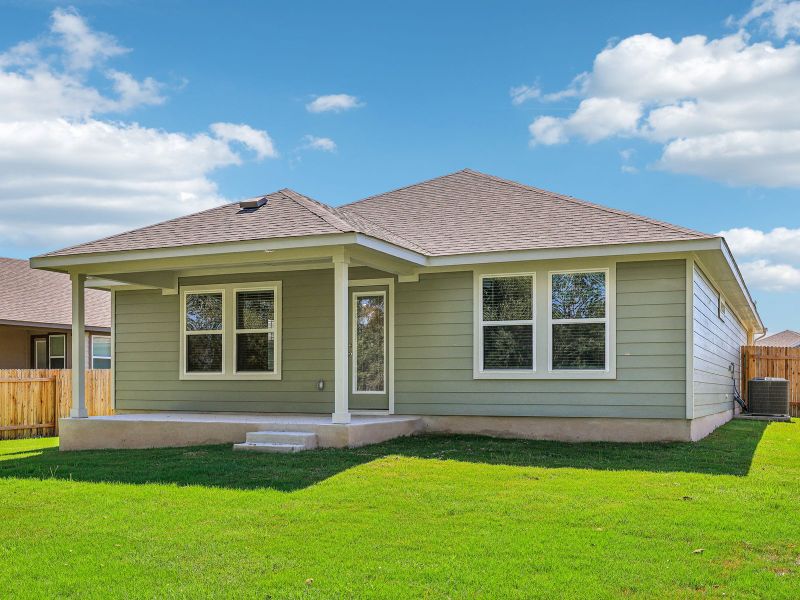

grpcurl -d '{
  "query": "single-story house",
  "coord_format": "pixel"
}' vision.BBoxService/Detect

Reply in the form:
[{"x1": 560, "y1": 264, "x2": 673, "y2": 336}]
[
  {"x1": 755, "y1": 330, "x2": 800, "y2": 347},
  {"x1": 0, "y1": 257, "x2": 110, "y2": 369},
  {"x1": 30, "y1": 169, "x2": 764, "y2": 447}
]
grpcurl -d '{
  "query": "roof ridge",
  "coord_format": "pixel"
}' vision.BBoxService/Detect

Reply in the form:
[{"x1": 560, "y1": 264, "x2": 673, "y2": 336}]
[
  {"x1": 279, "y1": 189, "x2": 354, "y2": 233},
  {"x1": 461, "y1": 169, "x2": 712, "y2": 239},
  {"x1": 342, "y1": 168, "x2": 472, "y2": 208}
]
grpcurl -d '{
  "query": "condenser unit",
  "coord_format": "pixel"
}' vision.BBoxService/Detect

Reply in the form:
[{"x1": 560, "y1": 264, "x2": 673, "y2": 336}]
[{"x1": 748, "y1": 378, "x2": 790, "y2": 416}]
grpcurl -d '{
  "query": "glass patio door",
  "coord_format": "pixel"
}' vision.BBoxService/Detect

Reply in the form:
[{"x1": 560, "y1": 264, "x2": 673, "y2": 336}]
[{"x1": 349, "y1": 287, "x2": 389, "y2": 411}]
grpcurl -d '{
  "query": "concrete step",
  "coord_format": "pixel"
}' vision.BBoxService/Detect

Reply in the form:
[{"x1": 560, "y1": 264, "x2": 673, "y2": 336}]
[
  {"x1": 245, "y1": 430, "x2": 318, "y2": 448},
  {"x1": 233, "y1": 441, "x2": 308, "y2": 453}
]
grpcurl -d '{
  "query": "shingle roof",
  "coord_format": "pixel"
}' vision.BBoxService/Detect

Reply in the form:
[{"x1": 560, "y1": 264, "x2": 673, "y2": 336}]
[
  {"x1": 40, "y1": 169, "x2": 713, "y2": 259},
  {"x1": 339, "y1": 169, "x2": 712, "y2": 255},
  {"x1": 0, "y1": 258, "x2": 109, "y2": 329},
  {"x1": 755, "y1": 330, "x2": 800, "y2": 347},
  {"x1": 44, "y1": 189, "x2": 355, "y2": 257}
]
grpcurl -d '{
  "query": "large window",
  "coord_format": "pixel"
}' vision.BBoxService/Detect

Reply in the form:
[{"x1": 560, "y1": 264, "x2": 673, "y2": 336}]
[
  {"x1": 91, "y1": 335, "x2": 112, "y2": 369},
  {"x1": 180, "y1": 282, "x2": 281, "y2": 380},
  {"x1": 550, "y1": 270, "x2": 608, "y2": 371},
  {"x1": 479, "y1": 274, "x2": 535, "y2": 372}
]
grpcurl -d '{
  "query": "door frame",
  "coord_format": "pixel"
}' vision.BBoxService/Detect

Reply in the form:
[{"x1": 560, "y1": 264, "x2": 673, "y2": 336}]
[{"x1": 348, "y1": 277, "x2": 395, "y2": 414}]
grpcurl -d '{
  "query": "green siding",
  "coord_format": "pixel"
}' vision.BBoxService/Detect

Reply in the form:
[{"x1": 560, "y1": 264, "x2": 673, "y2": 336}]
[
  {"x1": 114, "y1": 260, "x2": 688, "y2": 419},
  {"x1": 114, "y1": 269, "x2": 337, "y2": 413},
  {"x1": 393, "y1": 260, "x2": 687, "y2": 418},
  {"x1": 692, "y1": 266, "x2": 746, "y2": 418}
]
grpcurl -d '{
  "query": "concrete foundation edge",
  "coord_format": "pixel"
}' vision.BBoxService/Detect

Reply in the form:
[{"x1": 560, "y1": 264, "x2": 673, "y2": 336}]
[
  {"x1": 58, "y1": 416, "x2": 425, "y2": 451},
  {"x1": 58, "y1": 410, "x2": 734, "y2": 451},
  {"x1": 422, "y1": 411, "x2": 733, "y2": 443}
]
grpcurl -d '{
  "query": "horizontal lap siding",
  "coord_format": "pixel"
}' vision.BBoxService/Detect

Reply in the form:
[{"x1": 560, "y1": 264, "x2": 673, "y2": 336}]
[
  {"x1": 692, "y1": 266, "x2": 746, "y2": 418},
  {"x1": 114, "y1": 269, "x2": 336, "y2": 413},
  {"x1": 393, "y1": 260, "x2": 687, "y2": 418}
]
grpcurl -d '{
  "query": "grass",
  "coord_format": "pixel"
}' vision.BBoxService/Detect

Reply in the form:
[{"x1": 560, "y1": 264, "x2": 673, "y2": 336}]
[{"x1": 0, "y1": 420, "x2": 798, "y2": 598}]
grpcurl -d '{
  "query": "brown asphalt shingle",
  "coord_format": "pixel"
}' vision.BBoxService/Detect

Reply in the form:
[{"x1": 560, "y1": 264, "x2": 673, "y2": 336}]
[
  {"x1": 755, "y1": 330, "x2": 800, "y2": 347},
  {"x1": 339, "y1": 170, "x2": 713, "y2": 255},
  {"x1": 40, "y1": 169, "x2": 713, "y2": 259},
  {"x1": 0, "y1": 258, "x2": 110, "y2": 328}
]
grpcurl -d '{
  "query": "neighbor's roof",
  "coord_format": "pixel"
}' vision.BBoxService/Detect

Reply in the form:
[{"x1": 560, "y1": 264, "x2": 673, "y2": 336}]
[
  {"x1": 755, "y1": 330, "x2": 800, "y2": 347},
  {"x1": 0, "y1": 258, "x2": 110, "y2": 329},
  {"x1": 40, "y1": 169, "x2": 713, "y2": 259}
]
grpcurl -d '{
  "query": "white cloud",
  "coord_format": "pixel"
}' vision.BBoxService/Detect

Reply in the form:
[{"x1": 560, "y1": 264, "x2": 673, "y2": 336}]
[
  {"x1": 210, "y1": 122, "x2": 277, "y2": 159},
  {"x1": 619, "y1": 148, "x2": 638, "y2": 173},
  {"x1": 736, "y1": 0, "x2": 800, "y2": 39},
  {"x1": 523, "y1": 2, "x2": 800, "y2": 188},
  {"x1": 306, "y1": 93, "x2": 363, "y2": 113},
  {"x1": 0, "y1": 8, "x2": 276, "y2": 254},
  {"x1": 719, "y1": 226, "x2": 800, "y2": 262},
  {"x1": 720, "y1": 226, "x2": 800, "y2": 292},
  {"x1": 51, "y1": 7, "x2": 127, "y2": 71},
  {"x1": 510, "y1": 84, "x2": 540, "y2": 105},
  {"x1": 739, "y1": 259, "x2": 800, "y2": 291},
  {"x1": 302, "y1": 135, "x2": 336, "y2": 152}
]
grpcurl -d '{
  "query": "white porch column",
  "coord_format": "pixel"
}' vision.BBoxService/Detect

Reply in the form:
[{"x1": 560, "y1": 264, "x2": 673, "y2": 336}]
[
  {"x1": 70, "y1": 273, "x2": 88, "y2": 418},
  {"x1": 332, "y1": 256, "x2": 351, "y2": 424}
]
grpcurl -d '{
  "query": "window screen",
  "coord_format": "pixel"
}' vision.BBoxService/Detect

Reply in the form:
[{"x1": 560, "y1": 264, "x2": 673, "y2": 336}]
[{"x1": 480, "y1": 275, "x2": 534, "y2": 371}]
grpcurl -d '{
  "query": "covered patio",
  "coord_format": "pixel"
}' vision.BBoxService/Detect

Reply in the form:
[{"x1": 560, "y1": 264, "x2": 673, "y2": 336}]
[{"x1": 33, "y1": 215, "x2": 429, "y2": 450}]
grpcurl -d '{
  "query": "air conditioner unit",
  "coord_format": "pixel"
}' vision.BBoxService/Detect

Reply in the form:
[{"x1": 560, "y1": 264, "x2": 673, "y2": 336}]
[{"x1": 748, "y1": 378, "x2": 790, "y2": 416}]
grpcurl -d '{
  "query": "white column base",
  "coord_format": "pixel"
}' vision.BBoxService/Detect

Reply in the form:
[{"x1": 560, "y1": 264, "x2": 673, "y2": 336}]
[
  {"x1": 332, "y1": 412, "x2": 351, "y2": 424},
  {"x1": 70, "y1": 407, "x2": 89, "y2": 419}
]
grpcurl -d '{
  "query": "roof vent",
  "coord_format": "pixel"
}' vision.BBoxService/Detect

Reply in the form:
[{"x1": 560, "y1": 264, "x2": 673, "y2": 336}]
[{"x1": 239, "y1": 196, "x2": 268, "y2": 210}]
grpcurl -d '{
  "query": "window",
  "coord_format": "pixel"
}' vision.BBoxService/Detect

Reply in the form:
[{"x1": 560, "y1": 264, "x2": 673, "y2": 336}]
[
  {"x1": 550, "y1": 270, "x2": 608, "y2": 371},
  {"x1": 34, "y1": 338, "x2": 47, "y2": 369},
  {"x1": 180, "y1": 282, "x2": 281, "y2": 380},
  {"x1": 479, "y1": 274, "x2": 535, "y2": 372},
  {"x1": 235, "y1": 290, "x2": 276, "y2": 373},
  {"x1": 48, "y1": 334, "x2": 66, "y2": 368},
  {"x1": 185, "y1": 291, "x2": 224, "y2": 373},
  {"x1": 91, "y1": 335, "x2": 112, "y2": 369}
]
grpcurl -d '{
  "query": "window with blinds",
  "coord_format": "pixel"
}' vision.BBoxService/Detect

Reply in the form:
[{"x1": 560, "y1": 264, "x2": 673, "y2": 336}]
[
  {"x1": 235, "y1": 290, "x2": 276, "y2": 372},
  {"x1": 480, "y1": 274, "x2": 535, "y2": 371},
  {"x1": 550, "y1": 271, "x2": 608, "y2": 370}
]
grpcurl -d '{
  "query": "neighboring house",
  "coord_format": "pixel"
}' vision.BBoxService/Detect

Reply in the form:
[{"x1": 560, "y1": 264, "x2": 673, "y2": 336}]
[
  {"x1": 31, "y1": 170, "x2": 763, "y2": 442},
  {"x1": 755, "y1": 330, "x2": 800, "y2": 347},
  {"x1": 0, "y1": 257, "x2": 111, "y2": 369}
]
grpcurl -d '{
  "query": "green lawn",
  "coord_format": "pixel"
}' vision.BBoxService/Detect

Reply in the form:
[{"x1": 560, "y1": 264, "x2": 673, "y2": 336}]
[{"x1": 0, "y1": 420, "x2": 798, "y2": 599}]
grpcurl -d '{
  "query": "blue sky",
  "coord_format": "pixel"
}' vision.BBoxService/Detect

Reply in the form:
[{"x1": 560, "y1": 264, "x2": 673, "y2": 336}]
[{"x1": 0, "y1": 0, "x2": 798, "y2": 332}]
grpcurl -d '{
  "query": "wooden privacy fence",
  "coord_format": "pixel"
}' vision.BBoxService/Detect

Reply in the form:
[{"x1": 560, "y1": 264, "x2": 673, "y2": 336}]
[
  {"x1": 741, "y1": 346, "x2": 800, "y2": 417},
  {"x1": 0, "y1": 369, "x2": 112, "y2": 440}
]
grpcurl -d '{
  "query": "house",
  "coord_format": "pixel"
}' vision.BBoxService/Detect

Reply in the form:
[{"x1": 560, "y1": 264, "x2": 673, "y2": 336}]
[
  {"x1": 30, "y1": 169, "x2": 763, "y2": 449},
  {"x1": 755, "y1": 329, "x2": 800, "y2": 347},
  {"x1": 0, "y1": 257, "x2": 111, "y2": 369}
]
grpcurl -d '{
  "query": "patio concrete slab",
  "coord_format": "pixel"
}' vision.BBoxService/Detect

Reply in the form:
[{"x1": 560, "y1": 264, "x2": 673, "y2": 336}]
[{"x1": 58, "y1": 413, "x2": 423, "y2": 451}]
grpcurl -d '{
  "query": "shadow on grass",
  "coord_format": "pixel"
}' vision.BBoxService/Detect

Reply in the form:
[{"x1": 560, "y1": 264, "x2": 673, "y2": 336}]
[{"x1": 0, "y1": 419, "x2": 770, "y2": 492}]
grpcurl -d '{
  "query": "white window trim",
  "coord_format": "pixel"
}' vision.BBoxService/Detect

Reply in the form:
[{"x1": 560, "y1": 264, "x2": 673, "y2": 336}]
[
  {"x1": 548, "y1": 268, "x2": 611, "y2": 374},
  {"x1": 233, "y1": 285, "x2": 282, "y2": 378},
  {"x1": 476, "y1": 272, "x2": 537, "y2": 378},
  {"x1": 48, "y1": 333, "x2": 66, "y2": 369},
  {"x1": 351, "y1": 290, "x2": 387, "y2": 395},
  {"x1": 34, "y1": 338, "x2": 47, "y2": 369},
  {"x1": 91, "y1": 335, "x2": 112, "y2": 369},
  {"x1": 179, "y1": 281, "x2": 282, "y2": 381}
]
